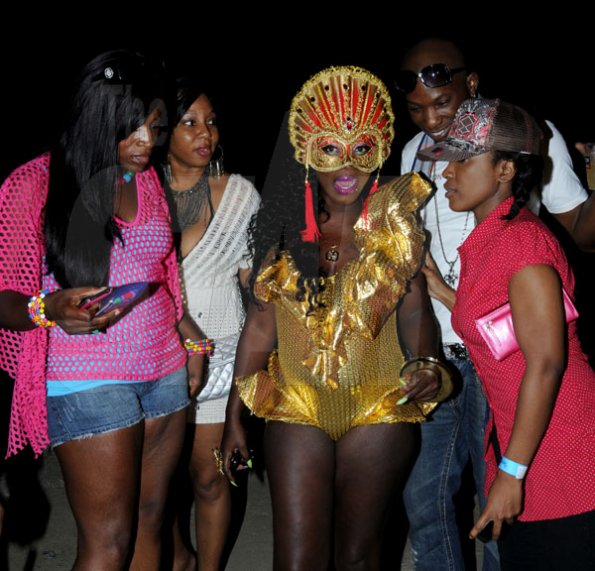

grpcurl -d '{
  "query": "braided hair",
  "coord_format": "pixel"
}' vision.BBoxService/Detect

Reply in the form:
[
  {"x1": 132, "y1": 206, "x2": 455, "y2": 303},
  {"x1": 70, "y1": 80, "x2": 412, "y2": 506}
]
[{"x1": 492, "y1": 151, "x2": 544, "y2": 220}]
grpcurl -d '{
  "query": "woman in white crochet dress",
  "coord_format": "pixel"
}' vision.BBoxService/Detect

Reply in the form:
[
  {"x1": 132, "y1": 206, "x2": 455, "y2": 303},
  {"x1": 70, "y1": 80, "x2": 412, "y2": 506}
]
[{"x1": 162, "y1": 79, "x2": 260, "y2": 571}]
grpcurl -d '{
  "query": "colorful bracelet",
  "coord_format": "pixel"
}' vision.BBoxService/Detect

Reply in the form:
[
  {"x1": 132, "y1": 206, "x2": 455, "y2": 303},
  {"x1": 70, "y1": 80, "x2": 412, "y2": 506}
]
[
  {"x1": 27, "y1": 288, "x2": 56, "y2": 328},
  {"x1": 498, "y1": 456, "x2": 528, "y2": 479},
  {"x1": 184, "y1": 337, "x2": 214, "y2": 356}
]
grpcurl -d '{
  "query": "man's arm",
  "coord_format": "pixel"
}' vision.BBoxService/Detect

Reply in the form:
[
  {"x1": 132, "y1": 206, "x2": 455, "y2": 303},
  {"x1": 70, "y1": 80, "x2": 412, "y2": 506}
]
[{"x1": 542, "y1": 121, "x2": 594, "y2": 251}]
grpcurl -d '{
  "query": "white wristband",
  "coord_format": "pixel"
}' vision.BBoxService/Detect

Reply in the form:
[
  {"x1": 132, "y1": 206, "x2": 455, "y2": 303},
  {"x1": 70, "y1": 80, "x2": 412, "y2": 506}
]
[{"x1": 499, "y1": 456, "x2": 528, "y2": 479}]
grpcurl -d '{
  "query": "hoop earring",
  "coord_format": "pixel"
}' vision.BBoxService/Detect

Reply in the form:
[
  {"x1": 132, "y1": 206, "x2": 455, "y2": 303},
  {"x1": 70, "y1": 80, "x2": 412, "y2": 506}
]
[{"x1": 208, "y1": 145, "x2": 224, "y2": 178}]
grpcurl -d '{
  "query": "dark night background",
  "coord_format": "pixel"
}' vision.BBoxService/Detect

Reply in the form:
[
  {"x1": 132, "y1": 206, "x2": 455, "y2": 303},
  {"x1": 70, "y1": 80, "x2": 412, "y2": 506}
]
[
  {"x1": 0, "y1": 14, "x2": 594, "y2": 567},
  {"x1": 1, "y1": 16, "x2": 594, "y2": 352},
  {"x1": 1, "y1": 19, "x2": 594, "y2": 186}
]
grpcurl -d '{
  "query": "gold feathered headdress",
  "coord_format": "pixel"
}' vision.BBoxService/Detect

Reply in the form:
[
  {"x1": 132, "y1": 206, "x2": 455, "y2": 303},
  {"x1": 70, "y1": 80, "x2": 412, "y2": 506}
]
[{"x1": 289, "y1": 66, "x2": 395, "y2": 173}]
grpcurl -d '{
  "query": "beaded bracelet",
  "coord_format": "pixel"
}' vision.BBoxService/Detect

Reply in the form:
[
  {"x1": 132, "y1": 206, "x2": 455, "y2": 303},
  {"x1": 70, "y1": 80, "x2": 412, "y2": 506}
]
[
  {"x1": 184, "y1": 337, "x2": 214, "y2": 356},
  {"x1": 27, "y1": 289, "x2": 57, "y2": 328}
]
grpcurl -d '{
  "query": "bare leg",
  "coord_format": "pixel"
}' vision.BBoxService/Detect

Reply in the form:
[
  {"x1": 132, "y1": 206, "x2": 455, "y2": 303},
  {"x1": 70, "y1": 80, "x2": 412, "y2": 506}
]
[
  {"x1": 55, "y1": 424, "x2": 144, "y2": 571},
  {"x1": 334, "y1": 423, "x2": 417, "y2": 571},
  {"x1": 170, "y1": 426, "x2": 198, "y2": 571},
  {"x1": 190, "y1": 423, "x2": 230, "y2": 571},
  {"x1": 171, "y1": 422, "x2": 230, "y2": 571},
  {"x1": 130, "y1": 409, "x2": 187, "y2": 571},
  {"x1": 264, "y1": 422, "x2": 335, "y2": 571}
]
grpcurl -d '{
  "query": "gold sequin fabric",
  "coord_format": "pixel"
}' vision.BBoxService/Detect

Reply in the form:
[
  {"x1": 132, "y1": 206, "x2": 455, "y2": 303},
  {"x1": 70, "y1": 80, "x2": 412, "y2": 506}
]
[{"x1": 237, "y1": 173, "x2": 446, "y2": 440}]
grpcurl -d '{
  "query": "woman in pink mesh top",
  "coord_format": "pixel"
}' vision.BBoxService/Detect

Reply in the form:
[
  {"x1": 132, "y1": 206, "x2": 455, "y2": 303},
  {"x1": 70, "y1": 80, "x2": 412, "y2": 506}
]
[{"x1": 0, "y1": 51, "x2": 206, "y2": 570}]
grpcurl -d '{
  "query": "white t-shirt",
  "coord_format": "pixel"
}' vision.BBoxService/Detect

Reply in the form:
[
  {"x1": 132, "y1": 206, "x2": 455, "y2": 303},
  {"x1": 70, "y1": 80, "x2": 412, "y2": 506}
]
[{"x1": 401, "y1": 121, "x2": 587, "y2": 344}]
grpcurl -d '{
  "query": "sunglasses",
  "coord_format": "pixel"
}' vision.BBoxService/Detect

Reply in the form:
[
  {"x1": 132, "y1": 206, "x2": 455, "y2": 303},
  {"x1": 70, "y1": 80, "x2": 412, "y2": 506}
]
[{"x1": 394, "y1": 64, "x2": 466, "y2": 94}]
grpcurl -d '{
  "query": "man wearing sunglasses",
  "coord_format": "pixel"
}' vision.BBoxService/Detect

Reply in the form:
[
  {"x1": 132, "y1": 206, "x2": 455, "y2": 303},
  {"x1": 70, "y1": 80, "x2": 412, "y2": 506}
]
[{"x1": 398, "y1": 38, "x2": 594, "y2": 571}]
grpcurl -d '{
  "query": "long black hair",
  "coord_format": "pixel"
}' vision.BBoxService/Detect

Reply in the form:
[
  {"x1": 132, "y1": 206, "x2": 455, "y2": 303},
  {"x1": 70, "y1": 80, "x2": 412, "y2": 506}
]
[
  {"x1": 492, "y1": 151, "x2": 544, "y2": 220},
  {"x1": 45, "y1": 50, "x2": 171, "y2": 288}
]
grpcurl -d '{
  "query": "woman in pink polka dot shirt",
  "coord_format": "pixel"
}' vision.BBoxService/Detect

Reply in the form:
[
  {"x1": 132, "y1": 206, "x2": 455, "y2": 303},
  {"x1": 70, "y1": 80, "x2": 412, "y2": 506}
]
[{"x1": 419, "y1": 98, "x2": 595, "y2": 570}]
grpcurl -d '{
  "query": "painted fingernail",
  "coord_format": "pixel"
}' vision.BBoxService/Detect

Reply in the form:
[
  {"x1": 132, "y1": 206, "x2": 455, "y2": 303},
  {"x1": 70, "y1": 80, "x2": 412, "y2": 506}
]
[
  {"x1": 396, "y1": 396, "x2": 409, "y2": 405},
  {"x1": 230, "y1": 480, "x2": 238, "y2": 488},
  {"x1": 246, "y1": 458, "x2": 253, "y2": 469}
]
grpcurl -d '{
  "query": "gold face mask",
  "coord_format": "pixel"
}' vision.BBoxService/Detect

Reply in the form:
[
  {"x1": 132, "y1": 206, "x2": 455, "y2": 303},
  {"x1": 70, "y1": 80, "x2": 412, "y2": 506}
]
[
  {"x1": 309, "y1": 132, "x2": 383, "y2": 173},
  {"x1": 289, "y1": 66, "x2": 394, "y2": 173}
]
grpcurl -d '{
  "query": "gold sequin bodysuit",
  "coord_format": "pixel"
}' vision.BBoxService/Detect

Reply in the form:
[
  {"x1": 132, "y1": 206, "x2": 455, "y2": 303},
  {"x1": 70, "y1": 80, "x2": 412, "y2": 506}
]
[{"x1": 237, "y1": 173, "x2": 451, "y2": 439}]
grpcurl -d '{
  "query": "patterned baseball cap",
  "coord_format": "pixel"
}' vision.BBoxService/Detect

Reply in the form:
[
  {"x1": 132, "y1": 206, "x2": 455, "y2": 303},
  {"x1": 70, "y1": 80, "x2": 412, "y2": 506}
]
[{"x1": 417, "y1": 98, "x2": 542, "y2": 162}]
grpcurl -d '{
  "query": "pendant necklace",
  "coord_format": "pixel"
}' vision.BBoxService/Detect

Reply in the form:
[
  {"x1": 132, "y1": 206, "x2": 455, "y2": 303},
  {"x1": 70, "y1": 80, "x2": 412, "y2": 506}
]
[
  {"x1": 325, "y1": 245, "x2": 340, "y2": 262},
  {"x1": 427, "y1": 160, "x2": 471, "y2": 287}
]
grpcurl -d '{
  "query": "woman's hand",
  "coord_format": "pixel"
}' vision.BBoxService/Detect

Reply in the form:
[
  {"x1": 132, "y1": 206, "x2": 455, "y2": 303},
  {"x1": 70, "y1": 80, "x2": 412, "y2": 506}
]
[
  {"x1": 187, "y1": 354, "x2": 205, "y2": 399},
  {"x1": 220, "y1": 415, "x2": 249, "y2": 487},
  {"x1": 45, "y1": 287, "x2": 121, "y2": 334},
  {"x1": 421, "y1": 251, "x2": 456, "y2": 311},
  {"x1": 176, "y1": 312, "x2": 207, "y2": 399},
  {"x1": 402, "y1": 366, "x2": 441, "y2": 402},
  {"x1": 469, "y1": 471, "x2": 524, "y2": 541}
]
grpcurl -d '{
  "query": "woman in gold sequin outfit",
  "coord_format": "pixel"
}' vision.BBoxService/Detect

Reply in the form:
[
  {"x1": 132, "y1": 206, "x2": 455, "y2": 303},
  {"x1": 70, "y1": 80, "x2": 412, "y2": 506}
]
[{"x1": 221, "y1": 67, "x2": 452, "y2": 569}]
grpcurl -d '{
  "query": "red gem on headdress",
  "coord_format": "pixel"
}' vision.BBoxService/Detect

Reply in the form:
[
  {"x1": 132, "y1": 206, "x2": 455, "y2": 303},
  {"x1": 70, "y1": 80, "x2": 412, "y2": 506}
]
[{"x1": 344, "y1": 118, "x2": 354, "y2": 131}]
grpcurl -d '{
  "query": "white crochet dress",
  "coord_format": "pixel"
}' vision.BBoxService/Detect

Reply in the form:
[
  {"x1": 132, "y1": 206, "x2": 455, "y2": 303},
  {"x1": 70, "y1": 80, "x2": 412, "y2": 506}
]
[{"x1": 182, "y1": 174, "x2": 260, "y2": 423}]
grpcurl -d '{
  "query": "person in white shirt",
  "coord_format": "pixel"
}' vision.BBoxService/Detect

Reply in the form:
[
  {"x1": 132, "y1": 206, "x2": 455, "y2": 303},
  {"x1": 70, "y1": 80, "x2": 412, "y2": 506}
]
[{"x1": 397, "y1": 37, "x2": 593, "y2": 571}]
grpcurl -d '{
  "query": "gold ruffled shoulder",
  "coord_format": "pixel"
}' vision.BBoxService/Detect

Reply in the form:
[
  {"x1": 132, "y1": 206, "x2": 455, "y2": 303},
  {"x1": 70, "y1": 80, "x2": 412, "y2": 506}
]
[
  {"x1": 386, "y1": 171, "x2": 433, "y2": 213},
  {"x1": 356, "y1": 172, "x2": 432, "y2": 231},
  {"x1": 347, "y1": 172, "x2": 431, "y2": 309},
  {"x1": 252, "y1": 249, "x2": 299, "y2": 304}
]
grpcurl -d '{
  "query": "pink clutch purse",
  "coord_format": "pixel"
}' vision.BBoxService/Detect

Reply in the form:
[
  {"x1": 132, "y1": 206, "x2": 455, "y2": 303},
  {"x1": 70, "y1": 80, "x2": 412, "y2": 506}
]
[{"x1": 474, "y1": 289, "x2": 578, "y2": 361}]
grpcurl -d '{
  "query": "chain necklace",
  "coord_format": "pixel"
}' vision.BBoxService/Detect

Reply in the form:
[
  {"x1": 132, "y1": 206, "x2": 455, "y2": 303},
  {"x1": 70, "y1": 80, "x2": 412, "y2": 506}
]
[
  {"x1": 432, "y1": 192, "x2": 470, "y2": 287},
  {"x1": 426, "y1": 159, "x2": 471, "y2": 288},
  {"x1": 164, "y1": 165, "x2": 213, "y2": 232}
]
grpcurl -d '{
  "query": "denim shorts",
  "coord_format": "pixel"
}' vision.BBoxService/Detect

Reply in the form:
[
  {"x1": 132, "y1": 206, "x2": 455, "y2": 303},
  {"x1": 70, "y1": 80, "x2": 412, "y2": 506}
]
[{"x1": 47, "y1": 367, "x2": 190, "y2": 447}]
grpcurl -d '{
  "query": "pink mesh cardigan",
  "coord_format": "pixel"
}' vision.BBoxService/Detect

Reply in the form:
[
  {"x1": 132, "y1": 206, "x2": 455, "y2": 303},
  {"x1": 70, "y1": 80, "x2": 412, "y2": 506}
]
[{"x1": 0, "y1": 154, "x2": 185, "y2": 457}]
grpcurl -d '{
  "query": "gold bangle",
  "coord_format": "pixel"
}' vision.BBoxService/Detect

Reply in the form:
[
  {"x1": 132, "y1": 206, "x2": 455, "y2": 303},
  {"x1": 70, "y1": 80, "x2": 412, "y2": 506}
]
[
  {"x1": 399, "y1": 356, "x2": 443, "y2": 376},
  {"x1": 400, "y1": 356, "x2": 453, "y2": 403}
]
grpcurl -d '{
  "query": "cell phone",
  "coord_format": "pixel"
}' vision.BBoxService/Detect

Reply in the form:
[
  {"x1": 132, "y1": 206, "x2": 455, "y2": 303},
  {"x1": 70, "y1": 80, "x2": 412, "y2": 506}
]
[
  {"x1": 230, "y1": 449, "x2": 254, "y2": 473},
  {"x1": 79, "y1": 282, "x2": 150, "y2": 317},
  {"x1": 79, "y1": 288, "x2": 112, "y2": 310}
]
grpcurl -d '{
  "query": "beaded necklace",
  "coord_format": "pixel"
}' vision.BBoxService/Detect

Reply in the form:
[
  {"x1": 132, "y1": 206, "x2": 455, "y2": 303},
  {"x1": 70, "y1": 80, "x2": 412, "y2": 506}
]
[{"x1": 164, "y1": 165, "x2": 214, "y2": 232}]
